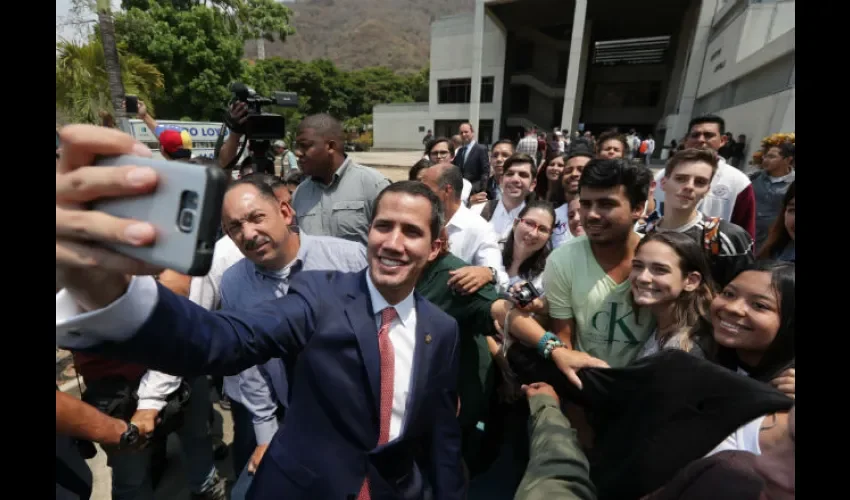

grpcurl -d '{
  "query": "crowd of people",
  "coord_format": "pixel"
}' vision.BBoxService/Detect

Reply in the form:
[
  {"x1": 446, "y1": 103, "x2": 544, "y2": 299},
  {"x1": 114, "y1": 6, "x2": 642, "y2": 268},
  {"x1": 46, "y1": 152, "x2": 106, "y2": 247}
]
[{"x1": 55, "y1": 108, "x2": 795, "y2": 500}]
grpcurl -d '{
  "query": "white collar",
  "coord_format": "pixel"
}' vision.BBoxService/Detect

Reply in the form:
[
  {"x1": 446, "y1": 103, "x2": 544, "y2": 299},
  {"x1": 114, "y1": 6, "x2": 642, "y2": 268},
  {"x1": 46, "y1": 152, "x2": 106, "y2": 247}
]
[
  {"x1": 447, "y1": 203, "x2": 475, "y2": 230},
  {"x1": 364, "y1": 269, "x2": 415, "y2": 328}
]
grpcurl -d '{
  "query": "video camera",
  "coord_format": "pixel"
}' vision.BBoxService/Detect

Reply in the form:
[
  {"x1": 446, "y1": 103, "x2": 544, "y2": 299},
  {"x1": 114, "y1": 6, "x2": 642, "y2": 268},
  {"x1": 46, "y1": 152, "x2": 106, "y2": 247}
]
[
  {"x1": 219, "y1": 82, "x2": 298, "y2": 174},
  {"x1": 229, "y1": 82, "x2": 297, "y2": 141}
]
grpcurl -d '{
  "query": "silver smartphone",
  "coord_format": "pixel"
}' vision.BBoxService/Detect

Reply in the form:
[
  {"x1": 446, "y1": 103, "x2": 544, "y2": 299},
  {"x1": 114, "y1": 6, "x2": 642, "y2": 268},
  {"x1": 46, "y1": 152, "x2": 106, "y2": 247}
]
[{"x1": 93, "y1": 155, "x2": 229, "y2": 276}]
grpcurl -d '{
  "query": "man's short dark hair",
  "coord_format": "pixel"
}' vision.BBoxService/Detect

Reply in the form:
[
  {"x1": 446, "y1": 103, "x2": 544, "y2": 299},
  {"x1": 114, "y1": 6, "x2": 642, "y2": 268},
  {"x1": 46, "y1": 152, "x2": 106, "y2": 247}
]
[
  {"x1": 596, "y1": 131, "x2": 630, "y2": 154},
  {"x1": 226, "y1": 174, "x2": 280, "y2": 204},
  {"x1": 567, "y1": 147, "x2": 594, "y2": 161},
  {"x1": 491, "y1": 139, "x2": 515, "y2": 152},
  {"x1": 777, "y1": 142, "x2": 795, "y2": 159},
  {"x1": 665, "y1": 148, "x2": 719, "y2": 179},
  {"x1": 437, "y1": 164, "x2": 465, "y2": 202},
  {"x1": 502, "y1": 153, "x2": 538, "y2": 180},
  {"x1": 284, "y1": 171, "x2": 304, "y2": 186},
  {"x1": 688, "y1": 114, "x2": 726, "y2": 135},
  {"x1": 409, "y1": 158, "x2": 433, "y2": 181},
  {"x1": 297, "y1": 113, "x2": 345, "y2": 144},
  {"x1": 372, "y1": 181, "x2": 445, "y2": 242},
  {"x1": 579, "y1": 158, "x2": 653, "y2": 209},
  {"x1": 426, "y1": 137, "x2": 455, "y2": 157}
]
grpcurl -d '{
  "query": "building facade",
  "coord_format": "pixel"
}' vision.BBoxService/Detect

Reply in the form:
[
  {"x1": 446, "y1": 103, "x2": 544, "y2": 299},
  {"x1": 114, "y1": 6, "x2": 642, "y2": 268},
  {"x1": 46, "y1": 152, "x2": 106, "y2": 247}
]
[{"x1": 373, "y1": 0, "x2": 794, "y2": 164}]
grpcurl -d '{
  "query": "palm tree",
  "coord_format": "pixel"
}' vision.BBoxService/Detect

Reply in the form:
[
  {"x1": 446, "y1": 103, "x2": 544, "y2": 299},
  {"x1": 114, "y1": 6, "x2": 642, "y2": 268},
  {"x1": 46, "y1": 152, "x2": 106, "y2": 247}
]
[
  {"x1": 56, "y1": 38, "x2": 164, "y2": 124},
  {"x1": 96, "y1": 0, "x2": 126, "y2": 125}
]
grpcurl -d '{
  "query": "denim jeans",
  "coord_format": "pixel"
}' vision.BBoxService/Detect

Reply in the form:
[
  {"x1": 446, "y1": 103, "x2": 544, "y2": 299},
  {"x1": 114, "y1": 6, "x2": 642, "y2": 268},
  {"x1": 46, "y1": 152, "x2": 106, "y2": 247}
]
[
  {"x1": 230, "y1": 400, "x2": 257, "y2": 478},
  {"x1": 230, "y1": 463, "x2": 254, "y2": 500},
  {"x1": 102, "y1": 376, "x2": 219, "y2": 499}
]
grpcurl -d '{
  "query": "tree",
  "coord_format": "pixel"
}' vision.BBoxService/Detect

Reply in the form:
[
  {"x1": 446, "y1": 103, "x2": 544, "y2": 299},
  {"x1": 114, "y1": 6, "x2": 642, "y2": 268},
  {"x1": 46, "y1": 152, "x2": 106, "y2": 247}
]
[
  {"x1": 114, "y1": 0, "x2": 294, "y2": 120},
  {"x1": 56, "y1": 38, "x2": 164, "y2": 124},
  {"x1": 96, "y1": 0, "x2": 127, "y2": 125}
]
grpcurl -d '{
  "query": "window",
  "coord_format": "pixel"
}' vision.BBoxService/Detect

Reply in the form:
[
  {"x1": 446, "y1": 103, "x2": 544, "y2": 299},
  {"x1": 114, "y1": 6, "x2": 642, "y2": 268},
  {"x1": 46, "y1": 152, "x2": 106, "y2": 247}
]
[
  {"x1": 515, "y1": 40, "x2": 535, "y2": 71},
  {"x1": 509, "y1": 86, "x2": 530, "y2": 114},
  {"x1": 481, "y1": 77, "x2": 495, "y2": 103},
  {"x1": 591, "y1": 82, "x2": 663, "y2": 107},
  {"x1": 437, "y1": 77, "x2": 495, "y2": 104}
]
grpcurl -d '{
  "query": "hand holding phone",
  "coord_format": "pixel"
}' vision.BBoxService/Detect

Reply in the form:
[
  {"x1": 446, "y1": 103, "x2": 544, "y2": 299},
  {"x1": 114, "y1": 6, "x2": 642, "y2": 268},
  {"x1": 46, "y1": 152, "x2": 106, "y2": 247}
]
[
  {"x1": 125, "y1": 95, "x2": 139, "y2": 114},
  {"x1": 92, "y1": 155, "x2": 228, "y2": 275}
]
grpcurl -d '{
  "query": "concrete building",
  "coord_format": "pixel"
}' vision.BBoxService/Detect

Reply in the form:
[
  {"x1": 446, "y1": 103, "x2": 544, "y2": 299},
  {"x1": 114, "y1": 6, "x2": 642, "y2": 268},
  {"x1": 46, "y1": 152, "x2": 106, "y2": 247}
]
[{"x1": 373, "y1": 0, "x2": 794, "y2": 164}]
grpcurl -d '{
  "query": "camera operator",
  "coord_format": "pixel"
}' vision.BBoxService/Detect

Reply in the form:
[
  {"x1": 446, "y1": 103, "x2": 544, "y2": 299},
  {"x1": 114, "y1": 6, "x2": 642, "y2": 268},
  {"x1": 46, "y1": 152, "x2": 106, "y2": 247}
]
[
  {"x1": 218, "y1": 101, "x2": 277, "y2": 176},
  {"x1": 218, "y1": 101, "x2": 252, "y2": 171}
]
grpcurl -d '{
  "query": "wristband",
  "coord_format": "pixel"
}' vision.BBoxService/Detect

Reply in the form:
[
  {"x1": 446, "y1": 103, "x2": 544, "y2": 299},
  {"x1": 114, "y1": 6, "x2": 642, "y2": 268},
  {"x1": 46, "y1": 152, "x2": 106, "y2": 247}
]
[
  {"x1": 542, "y1": 339, "x2": 563, "y2": 360},
  {"x1": 536, "y1": 331, "x2": 557, "y2": 355}
]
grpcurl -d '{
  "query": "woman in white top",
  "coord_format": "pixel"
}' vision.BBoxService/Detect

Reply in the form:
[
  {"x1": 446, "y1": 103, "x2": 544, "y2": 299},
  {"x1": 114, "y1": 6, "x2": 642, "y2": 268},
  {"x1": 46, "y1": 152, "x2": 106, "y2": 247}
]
[
  {"x1": 501, "y1": 200, "x2": 556, "y2": 294},
  {"x1": 629, "y1": 232, "x2": 716, "y2": 360}
]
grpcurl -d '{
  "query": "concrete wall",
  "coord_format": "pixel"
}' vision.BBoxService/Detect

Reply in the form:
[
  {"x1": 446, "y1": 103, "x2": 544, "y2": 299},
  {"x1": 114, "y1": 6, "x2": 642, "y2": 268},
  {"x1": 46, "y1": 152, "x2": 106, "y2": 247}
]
[
  {"x1": 698, "y1": 0, "x2": 795, "y2": 97},
  {"x1": 712, "y1": 87, "x2": 794, "y2": 167},
  {"x1": 372, "y1": 103, "x2": 432, "y2": 150}
]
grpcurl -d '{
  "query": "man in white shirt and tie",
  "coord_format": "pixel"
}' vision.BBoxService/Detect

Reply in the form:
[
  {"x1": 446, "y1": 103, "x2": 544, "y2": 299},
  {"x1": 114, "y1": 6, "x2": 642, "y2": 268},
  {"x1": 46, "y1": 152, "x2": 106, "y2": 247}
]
[{"x1": 55, "y1": 126, "x2": 465, "y2": 500}]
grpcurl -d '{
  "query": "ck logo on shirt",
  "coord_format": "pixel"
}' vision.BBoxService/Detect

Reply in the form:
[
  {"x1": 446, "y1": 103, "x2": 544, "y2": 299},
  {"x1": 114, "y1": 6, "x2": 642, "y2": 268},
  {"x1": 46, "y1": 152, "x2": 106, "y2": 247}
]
[{"x1": 590, "y1": 302, "x2": 645, "y2": 344}]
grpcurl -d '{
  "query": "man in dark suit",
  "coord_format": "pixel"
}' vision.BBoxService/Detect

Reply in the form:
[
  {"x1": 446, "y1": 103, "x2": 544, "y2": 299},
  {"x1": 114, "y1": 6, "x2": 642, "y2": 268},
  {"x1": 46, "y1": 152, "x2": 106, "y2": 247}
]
[
  {"x1": 55, "y1": 125, "x2": 465, "y2": 500},
  {"x1": 453, "y1": 122, "x2": 491, "y2": 194}
]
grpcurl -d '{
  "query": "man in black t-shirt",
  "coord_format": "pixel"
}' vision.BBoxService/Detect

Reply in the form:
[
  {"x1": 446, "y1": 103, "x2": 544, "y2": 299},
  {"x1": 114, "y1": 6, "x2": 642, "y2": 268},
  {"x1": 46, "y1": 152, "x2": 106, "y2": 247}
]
[{"x1": 642, "y1": 148, "x2": 753, "y2": 287}]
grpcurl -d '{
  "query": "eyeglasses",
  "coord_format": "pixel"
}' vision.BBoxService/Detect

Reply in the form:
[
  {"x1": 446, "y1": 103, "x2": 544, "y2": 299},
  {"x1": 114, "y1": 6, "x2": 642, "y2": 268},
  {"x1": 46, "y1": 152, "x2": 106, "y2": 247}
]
[
  {"x1": 552, "y1": 220, "x2": 568, "y2": 236},
  {"x1": 430, "y1": 150, "x2": 451, "y2": 159},
  {"x1": 517, "y1": 218, "x2": 552, "y2": 235}
]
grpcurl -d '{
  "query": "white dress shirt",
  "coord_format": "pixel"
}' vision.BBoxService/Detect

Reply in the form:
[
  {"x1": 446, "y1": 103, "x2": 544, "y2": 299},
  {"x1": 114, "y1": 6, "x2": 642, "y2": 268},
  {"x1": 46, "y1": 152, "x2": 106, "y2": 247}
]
[
  {"x1": 365, "y1": 272, "x2": 417, "y2": 442},
  {"x1": 445, "y1": 204, "x2": 509, "y2": 291},
  {"x1": 461, "y1": 178, "x2": 472, "y2": 206},
  {"x1": 136, "y1": 236, "x2": 245, "y2": 411},
  {"x1": 56, "y1": 269, "x2": 419, "y2": 442},
  {"x1": 550, "y1": 203, "x2": 576, "y2": 249},
  {"x1": 470, "y1": 199, "x2": 525, "y2": 241}
]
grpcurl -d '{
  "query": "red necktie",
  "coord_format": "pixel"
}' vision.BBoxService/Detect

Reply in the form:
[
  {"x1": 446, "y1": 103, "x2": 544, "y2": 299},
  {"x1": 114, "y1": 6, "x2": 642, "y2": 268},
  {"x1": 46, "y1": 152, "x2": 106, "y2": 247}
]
[{"x1": 357, "y1": 306, "x2": 398, "y2": 500}]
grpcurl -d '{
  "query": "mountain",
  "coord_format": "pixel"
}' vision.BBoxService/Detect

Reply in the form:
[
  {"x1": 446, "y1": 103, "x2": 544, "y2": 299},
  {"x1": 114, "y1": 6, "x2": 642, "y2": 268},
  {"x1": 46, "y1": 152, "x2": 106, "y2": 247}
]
[{"x1": 244, "y1": 0, "x2": 475, "y2": 72}]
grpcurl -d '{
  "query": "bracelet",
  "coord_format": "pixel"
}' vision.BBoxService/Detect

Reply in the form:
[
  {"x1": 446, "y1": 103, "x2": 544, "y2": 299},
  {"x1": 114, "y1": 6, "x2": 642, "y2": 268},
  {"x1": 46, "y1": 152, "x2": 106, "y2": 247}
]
[
  {"x1": 542, "y1": 339, "x2": 564, "y2": 360},
  {"x1": 536, "y1": 332, "x2": 558, "y2": 356}
]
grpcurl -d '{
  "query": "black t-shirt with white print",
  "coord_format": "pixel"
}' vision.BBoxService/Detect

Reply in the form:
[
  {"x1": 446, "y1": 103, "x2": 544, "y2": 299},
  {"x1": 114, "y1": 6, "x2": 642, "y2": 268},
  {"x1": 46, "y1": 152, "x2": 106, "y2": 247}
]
[{"x1": 641, "y1": 211, "x2": 754, "y2": 287}]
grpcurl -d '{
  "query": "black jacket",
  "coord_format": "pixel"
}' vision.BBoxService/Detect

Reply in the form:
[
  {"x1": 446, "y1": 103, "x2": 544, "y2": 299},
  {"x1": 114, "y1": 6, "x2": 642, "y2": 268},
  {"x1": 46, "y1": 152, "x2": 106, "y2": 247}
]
[{"x1": 453, "y1": 142, "x2": 490, "y2": 193}]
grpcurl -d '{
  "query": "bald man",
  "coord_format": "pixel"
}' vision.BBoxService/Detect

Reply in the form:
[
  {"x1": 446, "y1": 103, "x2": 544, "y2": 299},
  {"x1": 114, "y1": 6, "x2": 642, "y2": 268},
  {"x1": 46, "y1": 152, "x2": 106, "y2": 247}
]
[{"x1": 289, "y1": 114, "x2": 390, "y2": 246}]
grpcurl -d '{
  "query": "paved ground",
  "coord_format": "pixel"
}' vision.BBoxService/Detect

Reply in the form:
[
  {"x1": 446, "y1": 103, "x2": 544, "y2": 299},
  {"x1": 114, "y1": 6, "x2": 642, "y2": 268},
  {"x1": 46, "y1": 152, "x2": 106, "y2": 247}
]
[{"x1": 348, "y1": 150, "x2": 424, "y2": 170}]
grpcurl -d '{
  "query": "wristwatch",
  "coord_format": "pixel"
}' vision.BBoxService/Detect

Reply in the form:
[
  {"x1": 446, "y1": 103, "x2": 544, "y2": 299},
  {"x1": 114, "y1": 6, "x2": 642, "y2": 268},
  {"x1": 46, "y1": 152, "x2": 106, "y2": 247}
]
[
  {"x1": 488, "y1": 267, "x2": 498, "y2": 284},
  {"x1": 118, "y1": 422, "x2": 141, "y2": 450}
]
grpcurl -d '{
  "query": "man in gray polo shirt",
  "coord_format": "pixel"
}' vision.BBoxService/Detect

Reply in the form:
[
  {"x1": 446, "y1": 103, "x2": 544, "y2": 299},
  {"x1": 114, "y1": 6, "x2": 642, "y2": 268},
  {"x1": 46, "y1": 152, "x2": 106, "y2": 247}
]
[
  {"x1": 217, "y1": 175, "x2": 367, "y2": 499},
  {"x1": 291, "y1": 114, "x2": 391, "y2": 246}
]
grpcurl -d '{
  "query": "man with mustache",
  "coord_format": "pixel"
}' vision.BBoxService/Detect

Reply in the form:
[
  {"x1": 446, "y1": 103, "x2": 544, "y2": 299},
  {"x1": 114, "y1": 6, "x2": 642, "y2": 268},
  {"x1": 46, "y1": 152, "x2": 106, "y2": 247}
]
[
  {"x1": 642, "y1": 149, "x2": 753, "y2": 287},
  {"x1": 216, "y1": 175, "x2": 368, "y2": 496},
  {"x1": 56, "y1": 125, "x2": 465, "y2": 500}
]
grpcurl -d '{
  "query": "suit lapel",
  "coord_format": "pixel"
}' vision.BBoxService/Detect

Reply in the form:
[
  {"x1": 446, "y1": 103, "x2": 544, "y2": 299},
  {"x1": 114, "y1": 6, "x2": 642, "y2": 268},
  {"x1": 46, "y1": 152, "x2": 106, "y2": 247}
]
[
  {"x1": 344, "y1": 272, "x2": 381, "y2": 414},
  {"x1": 404, "y1": 294, "x2": 434, "y2": 429}
]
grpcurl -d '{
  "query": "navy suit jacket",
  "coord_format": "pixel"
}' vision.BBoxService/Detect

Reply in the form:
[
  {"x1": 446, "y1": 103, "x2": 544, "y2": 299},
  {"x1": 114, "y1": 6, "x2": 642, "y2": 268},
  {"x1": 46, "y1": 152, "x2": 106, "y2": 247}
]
[
  {"x1": 92, "y1": 270, "x2": 465, "y2": 500},
  {"x1": 452, "y1": 143, "x2": 490, "y2": 194}
]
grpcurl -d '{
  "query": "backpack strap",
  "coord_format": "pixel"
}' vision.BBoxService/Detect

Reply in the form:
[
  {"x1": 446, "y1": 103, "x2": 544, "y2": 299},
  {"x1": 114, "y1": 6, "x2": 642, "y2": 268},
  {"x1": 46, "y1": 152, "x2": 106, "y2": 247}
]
[
  {"x1": 702, "y1": 217, "x2": 722, "y2": 256},
  {"x1": 480, "y1": 199, "x2": 499, "y2": 222}
]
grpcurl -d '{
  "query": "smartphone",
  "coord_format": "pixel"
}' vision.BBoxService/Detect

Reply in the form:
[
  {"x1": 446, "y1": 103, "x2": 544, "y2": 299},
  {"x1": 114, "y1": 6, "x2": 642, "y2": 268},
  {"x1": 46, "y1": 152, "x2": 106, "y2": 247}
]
[
  {"x1": 93, "y1": 155, "x2": 229, "y2": 276},
  {"x1": 125, "y1": 95, "x2": 139, "y2": 114}
]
